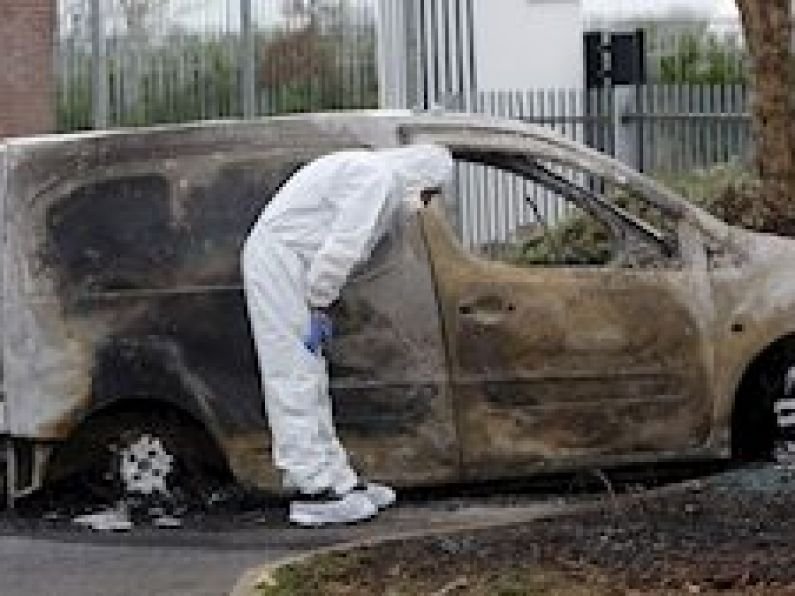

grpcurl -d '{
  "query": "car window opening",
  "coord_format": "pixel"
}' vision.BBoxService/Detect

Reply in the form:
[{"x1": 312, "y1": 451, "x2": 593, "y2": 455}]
[{"x1": 453, "y1": 149, "x2": 677, "y2": 260}]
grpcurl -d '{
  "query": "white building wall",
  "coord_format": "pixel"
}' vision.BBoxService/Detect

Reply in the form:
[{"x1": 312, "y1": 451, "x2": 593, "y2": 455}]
[
  {"x1": 377, "y1": 0, "x2": 584, "y2": 108},
  {"x1": 473, "y1": 0, "x2": 584, "y2": 91}
]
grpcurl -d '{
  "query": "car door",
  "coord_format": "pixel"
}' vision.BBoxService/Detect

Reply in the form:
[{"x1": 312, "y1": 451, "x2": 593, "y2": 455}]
[
  {"x1": 327, "y1": 210, "x2": 458, "y2": 486},
  {"x1": 418, "y1": 145, "x2": 715, "y2": 480}
]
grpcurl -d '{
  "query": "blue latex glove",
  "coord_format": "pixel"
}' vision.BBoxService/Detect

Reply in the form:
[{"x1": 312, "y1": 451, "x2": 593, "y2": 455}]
[{"x1": 304, "y1": 309, "x2": 333, "y2": 354}]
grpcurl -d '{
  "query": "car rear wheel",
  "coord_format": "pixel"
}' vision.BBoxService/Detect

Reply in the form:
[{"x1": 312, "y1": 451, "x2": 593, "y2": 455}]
[
  {"x1": 48, "y1": 404, "x2": 230, "y2": 507},
  {"x1": 773, "y1": 367, "x2": 795, "y2": 463},
  {"x1": 733, "y1": 338, "x2": 795, "y2": 462}
]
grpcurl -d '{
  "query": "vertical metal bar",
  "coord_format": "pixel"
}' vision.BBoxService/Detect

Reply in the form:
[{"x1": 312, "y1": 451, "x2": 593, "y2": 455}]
[
  {"x1": 442, "y1": 0, "x2": 452, "y2": 104},
  {"x1": 427, "y1": 0, "x2": 439, "y2": 107},
  {"x1": 742, "y1": 83, "x2": 751, "y2": 162},
  {"x1": 678, "y1": 84, "x2": 687, "y2": 174},
  {"x1": 658, "y1": 84, "x2": 665, "y2": 174},
  {"x1": 607, "y1": 86, "x2": 616, "y2": 159},
  {"x1": 351, "y1": 1, "x2": 361, "y2": 110},
  {"x1": 417, "y1": 0, "x2": 428, "y2": 110},
  {"x1": 90, "y1": 0, "x2": 108, "y2": 129},
  {"x1": 732, "y1": 82, "x2": 741, "y2": 162},
  {"x1": 454, "y1": 0, "x2": 464, "y2": 109},
  {"x1": 5, "y1": 439, "x2": 14, "y2": 510},
  {"x1": 466, "y1": 0, "x2": 476, "y2": 108},
  {"x1": 670, "y1": 84, "x2": 678, "y2": 173},
  {"x1": 712, "y1": 83, "x2": 720, "y2": 165},
  {"x1": 699, "y1": 84, "x2": 706, "y2": 169},
  {"x1": 475, "y1": 91, "x2": 485, "y2": 248},
  {"x1": 519, "y1": 90, "x2": 528, "y2": 226},
  {"x1": 646, "y1": 83, "x2": 653, "y2": 173},
  {"x1": 497, "y1": 91, "x2": 508, "y2": 243},
  {"x1": 509, "y1": 90, "x2": 519, "y2": 231},
  {"x1": 240, "y1": 0, "x2": 256, "y2": 119},
  {"x1": 636, "y1": 83, "x2": 645, "y2": 173},
  {"x1": 487, "y1": 90, "x2": 496, "y2": 251}
]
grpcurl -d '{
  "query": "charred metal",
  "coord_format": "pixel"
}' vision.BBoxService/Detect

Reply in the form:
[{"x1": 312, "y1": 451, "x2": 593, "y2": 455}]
[{"x1": 2, "y1": 112, "x2": 795, "y2": 506}]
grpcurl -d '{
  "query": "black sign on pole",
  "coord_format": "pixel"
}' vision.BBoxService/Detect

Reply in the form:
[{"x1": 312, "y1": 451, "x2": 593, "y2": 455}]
[
  {"x1": 584, "y1": 30, "x2": 646, "y2": 88},
  {"x1": 584, "y1": 32, "x2": 606, "y2": 89}
]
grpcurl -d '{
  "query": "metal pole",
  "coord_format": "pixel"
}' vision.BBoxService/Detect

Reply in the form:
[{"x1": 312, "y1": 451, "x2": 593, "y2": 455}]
[
  {"x1": 4, "y1": 438, "x2": 14, "y2": 510},
  {"x1": 90, "y1": 0, "x2": 108, "y2": 129},
  {"x1": 240, "y1": 0, "x2": 256, "y2": 119}
]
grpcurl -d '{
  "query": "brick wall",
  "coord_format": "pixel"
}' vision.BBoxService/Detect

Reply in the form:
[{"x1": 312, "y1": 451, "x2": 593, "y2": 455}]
[{"x1": 0, "y1": 0, "x2": 56, "y2": 139}]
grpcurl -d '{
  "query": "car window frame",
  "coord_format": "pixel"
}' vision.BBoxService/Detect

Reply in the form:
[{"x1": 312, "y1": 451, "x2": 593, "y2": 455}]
[{"x1": 452, "y1": 148, "x2": 680, "y2": 269}]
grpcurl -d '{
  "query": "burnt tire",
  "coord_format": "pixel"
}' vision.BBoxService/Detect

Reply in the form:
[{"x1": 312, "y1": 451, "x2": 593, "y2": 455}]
[
  {"x1": 48, "y1": 405, "x2": 229, "y2": 506},
  {"x1": 733, "y1": 342, "x2": 795, "y2": 461}
]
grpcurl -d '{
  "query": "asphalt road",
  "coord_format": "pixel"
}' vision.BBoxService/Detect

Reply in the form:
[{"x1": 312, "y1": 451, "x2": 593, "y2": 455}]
[
  {"x1": 0, "y1": 499, "x2": 572, "y2": 596},
  {"x1": 0, "y1": 535, "x2": 283, "y2": 596}
]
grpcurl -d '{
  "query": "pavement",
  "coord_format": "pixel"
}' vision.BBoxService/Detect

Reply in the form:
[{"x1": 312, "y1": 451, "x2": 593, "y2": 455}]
[
  {"x1": 0, "y1": 497, "x2": 576, "y2": 596},
  {"x1": 0, "y1": 535, "x2": 284, "y2": 596}
]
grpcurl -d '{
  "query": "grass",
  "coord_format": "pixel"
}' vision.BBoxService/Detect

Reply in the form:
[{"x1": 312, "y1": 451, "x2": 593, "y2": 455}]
[{"x1": 257, "y1": 550, "x2": 623, "y2": 596}]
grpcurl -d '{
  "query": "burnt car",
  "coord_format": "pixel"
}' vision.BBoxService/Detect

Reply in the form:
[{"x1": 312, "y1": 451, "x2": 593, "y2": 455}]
[{"x1": 2, "y1": 112, "x2": 794, "y2": 505}]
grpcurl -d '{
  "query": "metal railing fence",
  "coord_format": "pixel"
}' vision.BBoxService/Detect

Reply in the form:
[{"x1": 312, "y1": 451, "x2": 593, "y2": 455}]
[
  {"x1": 451, "y1": 85, "x2": 754, "y2": 249},
  {"x1": 56, "y1": 0, "x2": 378, "y2": 132}
]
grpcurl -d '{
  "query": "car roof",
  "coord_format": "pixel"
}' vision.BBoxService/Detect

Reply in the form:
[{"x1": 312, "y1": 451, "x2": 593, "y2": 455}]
[{"x1": 2, "y1": 110, "x2": 727, "y2": 239}]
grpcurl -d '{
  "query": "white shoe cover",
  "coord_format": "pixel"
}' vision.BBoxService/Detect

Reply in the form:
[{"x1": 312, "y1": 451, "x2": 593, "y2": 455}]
[
  {"x1": 360, "y1": 482, "x2": 396, "y2": 509},
  {"x1": 289, "y1": 491, "x2": 377, "y2": 527}
]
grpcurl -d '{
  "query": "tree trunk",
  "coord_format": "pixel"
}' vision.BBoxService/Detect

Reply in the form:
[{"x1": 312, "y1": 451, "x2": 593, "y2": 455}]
[{"x1": 736, "y1": 0, "x2": 795, "y2": 235}]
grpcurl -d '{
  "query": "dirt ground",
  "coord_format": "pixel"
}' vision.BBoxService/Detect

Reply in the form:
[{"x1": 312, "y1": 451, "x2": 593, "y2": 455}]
[{"x1": 260, "y1": 464, "x2": 795, "y2": 595}]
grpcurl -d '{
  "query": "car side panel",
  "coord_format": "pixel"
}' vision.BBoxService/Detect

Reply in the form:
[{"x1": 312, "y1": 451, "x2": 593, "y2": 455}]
[{"x1": 421, "y1": 206, "x2": 714, "y2": 479}]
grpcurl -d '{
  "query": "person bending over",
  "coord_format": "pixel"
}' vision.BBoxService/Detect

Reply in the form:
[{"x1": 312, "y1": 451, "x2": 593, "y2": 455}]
[{"x1": 241, "y1": 145, "x2": 453, "y2": 526}]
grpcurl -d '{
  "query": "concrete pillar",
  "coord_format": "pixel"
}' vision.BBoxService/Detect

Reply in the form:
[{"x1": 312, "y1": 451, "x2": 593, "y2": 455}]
[{"x1": 0, "y1": 0, "x2": 56, "y2": 138}]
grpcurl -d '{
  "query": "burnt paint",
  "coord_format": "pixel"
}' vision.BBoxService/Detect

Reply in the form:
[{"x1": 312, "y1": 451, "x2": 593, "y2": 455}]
[
  {"x1": 84, "y1": 288, "x2": 434, "y2": 437},
  {"x1": 421, "y1": 204, "x2": 712, "y2": 479},
  {"x1": 45, "y1": 175, "x2": 178, "y2": 293},
  {"x1": 37, "y1": 154, "x2": 456, "y2": 486},
  {"x1": 44, "y1": 162, "x2": 306, "y2": 295}
]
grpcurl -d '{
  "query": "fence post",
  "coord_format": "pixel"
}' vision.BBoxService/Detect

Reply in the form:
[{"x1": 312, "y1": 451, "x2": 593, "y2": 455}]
[
  {"x1": 240, "y1": 0, "x2": 256, "y2": 119},
  {"x1": 90, "y1": 0, "x2": 108, "y2": 129},
  {"x1": 612, "y1": 84, "x2": 640, "y2": 170}
]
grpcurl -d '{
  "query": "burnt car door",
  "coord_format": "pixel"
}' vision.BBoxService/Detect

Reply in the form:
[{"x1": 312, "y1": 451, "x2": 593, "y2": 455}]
[
  {"x1": 419, "y1": 147, "x2": 715, "y2": 480},
  {"x1": 327, "y1": 209, "x2": 457, "y2": 485}
]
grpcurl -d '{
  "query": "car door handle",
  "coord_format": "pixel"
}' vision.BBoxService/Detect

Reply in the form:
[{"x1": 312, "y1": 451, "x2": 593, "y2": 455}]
[{"x1": 458, "y1": 299, "x2": 516, "y2": 316}]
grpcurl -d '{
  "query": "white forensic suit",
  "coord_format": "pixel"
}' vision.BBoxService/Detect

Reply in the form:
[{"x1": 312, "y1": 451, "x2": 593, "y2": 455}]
[{"x1": 242, "y1": 145, "x2": 454, "y2": 524}]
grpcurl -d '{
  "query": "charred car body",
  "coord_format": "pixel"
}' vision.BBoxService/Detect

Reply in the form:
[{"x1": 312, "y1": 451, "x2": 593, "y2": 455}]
[{"x1": 1, "y1": 112, "x2": 794, "y2": 505}]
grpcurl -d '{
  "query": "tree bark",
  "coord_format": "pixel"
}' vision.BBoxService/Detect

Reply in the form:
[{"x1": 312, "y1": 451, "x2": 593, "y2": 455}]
[{"x1": 736, "y1": 0, "x2": 795, "y2": 234}]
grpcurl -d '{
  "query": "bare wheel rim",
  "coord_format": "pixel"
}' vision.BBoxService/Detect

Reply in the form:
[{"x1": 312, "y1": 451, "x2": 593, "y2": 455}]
[{"x1": 118, "y1": 434, "x2": 175, "y2": 496}]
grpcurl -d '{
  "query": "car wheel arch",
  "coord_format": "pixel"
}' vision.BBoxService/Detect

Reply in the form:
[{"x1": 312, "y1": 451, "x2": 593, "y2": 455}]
[
  {"x1": 730, "y1": 332, "x2": 795, "y2": 460},
  {"x1": 45, "y1": 397, "x2": 233, "y2": 490}
]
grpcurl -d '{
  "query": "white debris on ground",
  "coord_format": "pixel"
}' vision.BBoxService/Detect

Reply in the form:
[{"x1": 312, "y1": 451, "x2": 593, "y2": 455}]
[
  {"x1": 152, "y1": 515, "x2": 183, "y2": 529},
  {"x1": 71, "y1": 500, "x2": 185, "y2": 532},
  {"x1": 72, "y1": 505, "x2": 133, "y2": 532}
]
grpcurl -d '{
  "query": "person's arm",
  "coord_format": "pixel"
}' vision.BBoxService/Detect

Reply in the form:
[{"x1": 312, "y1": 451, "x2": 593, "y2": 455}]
[{"x1": 306, "y1": 160, "x2": 394, "y2": 308}]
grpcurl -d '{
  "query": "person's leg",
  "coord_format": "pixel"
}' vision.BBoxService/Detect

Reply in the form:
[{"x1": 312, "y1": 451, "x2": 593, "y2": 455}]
[
  {"x1": 242, "y1": 237, "x2": 337, "y2": 493},
  {"x1": 315, "y1": 348, "x2": 396, "y2": 510},
  {"x1": 313, "y1": 355, "x2": 357, "y2": 493}
]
